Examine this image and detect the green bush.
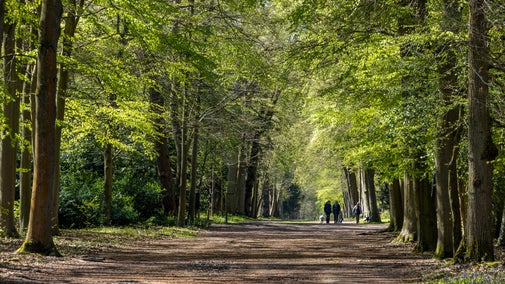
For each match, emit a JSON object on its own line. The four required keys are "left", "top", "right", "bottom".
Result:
{"left": 59, "top": 181, "right": 103, "bottom": 229}
{"left": 111, "top": 193, "right": 139, "bottom": 225}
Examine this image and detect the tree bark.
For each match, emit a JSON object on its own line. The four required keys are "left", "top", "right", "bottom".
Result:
{"left": 169, "top": 83, "right": 190, "bottom": 227}
{"left": 433, "top": 0, "right": 463, "bottom": 259}
{"left": 188, "top": 120, "right": 199, "bottom": 224}
{"left": 236, "top": 139, "right": 247, "bottom": 215}
{"left": 465, "top": 0, "right": 496, "bottom": 262}
{"left": 344, "top": 167, "right": 359, "bottom": 218}
{"left": 20, "top": 64, "right": 36, "bottom": 232}
{"left": 398, "top": 172, "right": 416, "bottom": 243}
{"left": 261, "top": 177, "right": 270, "bottom": 218}
{"left": 365, "top": 168, "right": 381, "bottom": 222}
{"left": 52, "top": 0, "right": 83, "bottom": 234}
{"left": 150, "top": 88, "right": 176, "bottom": 216}
{"left": 497, "top": 199, "right": 505, "bottom": 247}
{"left": 245, "top": 137, "right": 261, "bottom": 217}
{"left": 414, "top": 173, "right": 437, "bottom": 252}
{"left": 18, "top": 0, "right": 62, "bottom": 256}
{"left": 226, "top": 157, "right": 238, "bottom": 215}
{"left": 388, "top": 179, "right": 403, "bottom": 232}
{"left": 449, "top": 159, "right": 462, "bottom": 254}
{"left": 1, "top": 20, "right": 20, "bottom": 238}
{"left": 103, "top": 143, "right": 113, "bottom": 225}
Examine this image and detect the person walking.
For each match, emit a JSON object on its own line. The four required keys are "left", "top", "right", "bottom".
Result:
{"left": 352, "top": 202, "right": 362, "bottom": 224}
{"left": 332, "top": 201, "right": 341, "bottom": 223}
{"left": 324, "top": 201, "right": 332, "bottom": 224}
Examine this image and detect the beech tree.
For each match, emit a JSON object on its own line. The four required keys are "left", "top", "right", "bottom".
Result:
{"left": 0, "top": 3, "right": 20, "bottom": 238}
{"left": 17, "top": 0, "right": 63, "bottom": 255}
{"left": 434, "top": 0, "right": 464, "bottom": 259}
{"left": 463, "top": 0, "right": 497, "bottom": 262}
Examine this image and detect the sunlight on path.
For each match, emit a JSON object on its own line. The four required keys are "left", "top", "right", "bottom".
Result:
{"left": 0, "top": 221, "right": 437, "bottom": 283}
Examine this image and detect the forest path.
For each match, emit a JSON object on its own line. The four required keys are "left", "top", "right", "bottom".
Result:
{"left": 1, "top": 221, "right": 439, "bottom": 283}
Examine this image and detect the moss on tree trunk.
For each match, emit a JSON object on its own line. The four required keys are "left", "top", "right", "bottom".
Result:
{"left": 17, "top": 240, "right": 61, "bottom": 257}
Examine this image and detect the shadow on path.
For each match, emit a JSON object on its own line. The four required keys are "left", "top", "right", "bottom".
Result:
{"left": 0, "top": 221, "right": 437, "bottom": 283}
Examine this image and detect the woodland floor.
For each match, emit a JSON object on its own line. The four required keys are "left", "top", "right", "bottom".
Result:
{"left": 0, "top": 220, "right": 504, "bottom": 283}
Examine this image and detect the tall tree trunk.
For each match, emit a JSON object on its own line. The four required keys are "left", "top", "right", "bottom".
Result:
{"left": 396, "top": 0, "right": 427, "bottom": 245}
{"left": 150, "top": 88, "right": 176, "bottom": 216}
{"left": 365, "top": 168, "right": 381, "bottom": 222}
{"left": 0, "top": 0, "right": 4, "bottom": 48}
{"left": 236, "top": 139, "right": 247, "bottom": 215}
{"left": 434, "top": 0, "right": 463, "bottom": 259}
{"left": 388, "top": 179, "right": 403, "bottom": 232}
{"left": 449, "top": 159, "right": 462, "bottom": 254}
{"left": 359, "top": 168, "right": 370, "bottom": 216}
{"left": 103, "top": 143, "right": 113, "bottom": 225}
{"left": 497, "top": 199, "right": 505, "bottom": 247}
{"left": 177, "top": 121, "right": 189, "bottom": 227}
{"left": 170, "top": 83, "right": 190, "bottom": 227}
{"left": 0, "top": 21, "right": 20, "bottom": 238}
{"left": 464, "top": 0, "right": 496, "bottom": 262}
{"left": 188, "top": 121, "right": 199, "bottom": 224}
{"left": 344, "top": 167, "right": 359, "bottom": 218}
{"left": 414, "top": 173, "right": 437, "bottom": 252}
{"left": 18, "top": 0, "right": 62, "bottom": 256}
{"left": 226, "top": 156, "right": 238, "bottom": 214}
{"left": 245, "top": 137, "right": 261, "bottom": 217}
{"left": 20, "top": 64, "right": 36, "bottom": 232}
{"left": 261, "top": 176, "right": 270, "bottom": 218}
{"left": 52, "top": 0, "right": 83, "bottom": 234}
{"left": 398, "top": 172, "right": 416, "bottom": 242}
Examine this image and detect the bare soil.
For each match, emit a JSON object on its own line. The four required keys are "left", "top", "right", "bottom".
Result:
{"left": 0, "top": 221, "right": 454, "bottom": 283}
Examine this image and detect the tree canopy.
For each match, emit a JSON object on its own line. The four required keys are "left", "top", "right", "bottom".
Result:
{"left": 1, "top": 0, "right": 505, "bottom": 262}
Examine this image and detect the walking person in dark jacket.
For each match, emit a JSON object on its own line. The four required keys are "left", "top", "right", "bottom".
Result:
{"left": 352, "top": 202, "right": 362, "bottom": 224}
{"left": 332, "top": 201, "right": 341, "bottom": 223}
{"left": 324, "top": 201, "right": 332, "bottom": 224}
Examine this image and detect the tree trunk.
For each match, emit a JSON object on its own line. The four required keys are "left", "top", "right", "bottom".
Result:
{"left": 388, "top": 179, "right": 403, "bottom": 232}
{"left": 261, "top": 176, "right": 270, "bottom": 218}
{"left": 245, "top": 137, "right": 261, "bottom": 217}
{"left": 188, "top": 121, "right": 199, "bottom": 224}
{"left": 18, "top": 0, "right": 62, "bottom": 256}
{"left": 20, "top": 64, "right": 36, "bottom": 232}
{"left": 449, "top": 159, "right": 462, "bottom": 254}
{"left": 359, "top": 168, "right": 370, "bottom": 217}
{"left": 177, "top": 133, "right": 188, "bottom": 227}
{"left": 344, "top": 167, "right": 359, "bottom": 218}
{"left": 103, "top": 143, "right": 113, "bottom": 225}
{"left": 52, "top": 0, "right": 83, "bottom": 234}
{"left": 433, "top": 0, "right": 463, "bottom": 259}
{"left": 398, "top": 172, "right": 416, "bottom": 243}
{"left": 176, "top": 96, "right": 189, "bottom": 227}
{"left": 465, "top": 0, "right": 496, "bottom": 262}
{"left": 365, "top": 168, "right": 381, "bottom": 222}
{"left": 497, "top": 199, "right": 505, "bottom": 247}
{"left": 150, "top": 88, "right": 176, "bottom": 216}
{"left": 0, "top": 21, "right": 20, "bottom": 238}
{"left": 236, "top": 140, "right": 247, "bottom": 215}
{"left": 226, "top": 157, "right": 238, "bottom": 214}
{"left": 414, "top": 174, "right": 437, "bottom": 252}
{"left": 0, "top": 0, "right": 4, "bottom": 47}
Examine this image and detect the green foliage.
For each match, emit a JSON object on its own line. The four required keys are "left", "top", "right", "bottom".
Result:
{"left": 58, "top": 134, "right": 160, "bottom": 228}
{"left": 282, "top": 184, "right": 302, "bottom": 219}
{"left": 59, "top": 175, "right": 104, "bottom": 229}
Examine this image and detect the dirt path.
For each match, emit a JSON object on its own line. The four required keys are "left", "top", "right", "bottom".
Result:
{"left": 1, "top": 221, "right": 439, "bottom": 283}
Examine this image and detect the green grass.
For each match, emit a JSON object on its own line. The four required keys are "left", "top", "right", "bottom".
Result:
{"left": 209, "top": 214, "right": 255, "bottom": 224}
{"left": 81, "top": 225, "right": 199, "bottom": 238}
